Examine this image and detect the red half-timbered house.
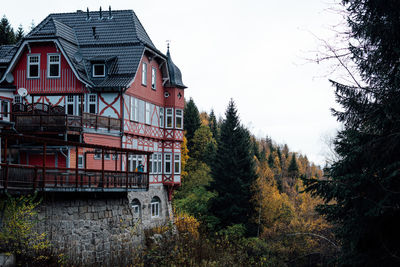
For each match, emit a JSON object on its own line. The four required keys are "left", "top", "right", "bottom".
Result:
{"left": 0, "top": 8, "right": 186, "bottom": 199}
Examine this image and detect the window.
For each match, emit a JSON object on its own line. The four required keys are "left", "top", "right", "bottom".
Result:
{"left": 151, "top": 67, "right": 156, "bottom": 90}
{"left": 164, "top": 153, "right": 172, "bottom": 174}
{"left": 158, "top": 153, "right": 162, "bottom": 174}
{"left": 159, "top": 107, "right": 164, "bottom": 128}
{"left": 92, "top": 64, "right": 105, "bottom": 77}
{"left": 151, "top": 197, "right": 161, "bottom": 218}
{"left": 166, "top": 108, "right": 173, "bottom": 128}
{"left": 66, "top": 95, "right": 74, "bottom": 115}
{"left": 128, "top": 155, "right": 143, "bottom": 172}
{"left": 175, "top": 109, "right": 183, "bottom": 129}
{"left": 14, "top": 95, "right": 22, "bottom": 104}
{"left": 152, "top": 153, "right": 158, "bottom": 174}
{"left": 78, "top": 155, "right": 84, "bottom": 168}
{"left": 145, "top": 102, "right": 151, "bottom": 124}
{"left": 131, "top": 199, "right": 141, "bottom": 219}
{"left": 1, "top": 101, "right": 9, "bottom": 120}
{"left": 27, "top": 55, "right": 40, "bottom": 78}
{"left": 142, "top": 62, "right": 147, "bottom": 86}
{"left": 94, "top": 150, "right": 101, "bottom": 160}
{"left": 138, "top": 99, "right": 145, "bottom": 123}
{"left": 104, "top": 153, "right": 111, "bottom": 160}
{"left": 78, "top": 95, "right": 84, "bottom": 116}
{"left": 88, "top": 94, "right": 97, "bottom": 114}
{"left": 130, "top": 97, "right": 139, "bottom": 121}
{"left": 174, "top": 154, "right": 181, "bottom": 174}
{"left": 47, "top": 54, "right": 60, "bottom": 78}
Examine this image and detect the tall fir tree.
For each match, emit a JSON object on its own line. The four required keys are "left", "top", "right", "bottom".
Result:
{"left": 184, "top": 98, "right": 201, "bottom": 153}
{"left": 305, "top": 0, "right": 400, "bottom": 265}
{"left": 288, "top": 153, "right": 299, "bottom": 178}
{"left": 0, "top": 16, "right": 15, "bottom": 45}
{"left": 209, "top": 100, "right": 257, "bottom": 236}
{"left": 15, "top": 24, "right": 24, "bottom": 42}
{"left": 208, "top": 109, "right": 218, "bottom": 140}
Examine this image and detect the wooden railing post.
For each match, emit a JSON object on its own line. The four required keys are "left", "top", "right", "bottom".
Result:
{"left": 126, "top": 152, "right": 129, "bottom": 189}
{"left": 108, "top": 116, "right": 111, "bottom": 131}
{"left": 75, "top": 146, "right": 79, "bottom": 188}
{"left": 101, "top": 148, "right": 105, "bottom": 188}
{"left": 95, "top": 115, "right": 98, "bottom": 130}
{"left": 33, "top": 167, "right": 38, "bottom": 190}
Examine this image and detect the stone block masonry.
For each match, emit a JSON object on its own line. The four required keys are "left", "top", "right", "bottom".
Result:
{"left": 34, "top": 184, "right": 171, "bottom": 265}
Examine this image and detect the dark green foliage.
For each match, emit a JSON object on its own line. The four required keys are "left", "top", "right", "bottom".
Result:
{"left": 305, "top": 1, "right": 400, "bottom": 265}
{"left": 288, "top": 154, "right": 299, "bottom": 178}
{"left": 209, "top": 109, "right": 219, "bottom": 140}
{"left": 184, "top": 98, "right": 201, "bottom": 153}
{"left": 250, "top": 137, "right": 260, "bottom": 160}
{"left": 0, "top": 16, "right": 15, "bottom": 45}
{"left": 209, "top": 100, "right": 257, "bottom": 236}
{"left": 267, "top": 153, "right": 275, "bottom": 168}
{"left": 15, "top": 24, "right": 24, "bottom": 42}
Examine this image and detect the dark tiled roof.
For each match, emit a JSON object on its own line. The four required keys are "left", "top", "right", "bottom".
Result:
{"left": 2, "top": 9, "right": 186, "bottom": 90}
{"left": 166, "top": 49, "right": 186, "bottom": 89}
{"left": 0, "top": 45, "right": 17, "bottom": 63}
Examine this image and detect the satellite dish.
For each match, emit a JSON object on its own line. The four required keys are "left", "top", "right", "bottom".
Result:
{"left": 74, "top": 52, "right": 83, "bottom": 63}
{"left": 5, "top": 73, "right": 14, "bottom": 83}
{"left": 17, "top": 88, "right": 28, "bottom": 97}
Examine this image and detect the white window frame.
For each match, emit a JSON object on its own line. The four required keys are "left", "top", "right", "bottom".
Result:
{"left": 166, "top": 108, "right": 173, "bottom": 129}
{"left": 145, "top": 102, "right": 151, "bottom": 125}
{"left": 47, "top": 54, "right": 61, "bottom": 78}
{"left": 158, "top": 153, "right": 162, "bottom": 174}
{"left": 130, "top": 97, "right": 139, "bottom": 122}
{"left": 142, "top": 62, "right": 147, "bottom": 86}
{"left": 27, "top": 54, "right": 40, "bottom": 79}
{"left": 138, "top": 99, "right": 145, "bottom": 123}
{"left": 94, "top": 150, "right": 101, "bottom": 160}
{"left": 92, "top": 64, "right": 105, "bottom": 77}
{"left": 14, "top": 95, "right": 22, "bottom": 104}
{"left": 151, "top": 198, "right": 160, "bottom": 218}
{"left": 78, "top": 155, "right": 84, "bottom": 168}
{"left": 164, "top": 153, "right": 172, "bottom": 174}
{"left": 175, "top": 109, "right": 183, "bottom": 129}
{"left": 151, "top": 67, "right": 156, "bottom": 90}
{"left": 1, "top": 100, "right": 10, "bottom": 120}
{"left": 88, "top": 94, "right": 97, "bottom": 114}
{"left": 159, "top": 107, "right": 164, "bottom": 128}
{"left": 174, "top": 154, "right": 181, "bottom": 174}
{"left": 152, "top": 153, "right": 158, "bottom": 174}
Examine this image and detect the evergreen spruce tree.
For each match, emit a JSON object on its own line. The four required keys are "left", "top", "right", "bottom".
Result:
{"left": 208, "top": 109, "right": 218, "bottom": 140}
{"left": 305, "top": 0, "right": 400, "bottom": 265}
{"left": 209, "top": 100, "right": 257, "bottom": 236}
{"left": 0, "top": 16, "right": 16, "bottom": 45}
{"left": 15, "top": 24, "right": 24, "bottom": 42}
{"left": 288, "top": 153, "right": 299, "bottom": 178}
{"left": 184, "top": 98, "right": 201, "bottom": 153}
{"left": 267, "top": 153, "right": 275, "bottom": 168}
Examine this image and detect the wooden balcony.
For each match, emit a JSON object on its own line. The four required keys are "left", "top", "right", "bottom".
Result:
{"left": 0, "top": 133, "right": 151, "bottom": 194}
{"left": 0, "top": 163, "right": 148, "bottom": 193}
{"left": 11, "top": 103, "right": 121, "bottom": 134}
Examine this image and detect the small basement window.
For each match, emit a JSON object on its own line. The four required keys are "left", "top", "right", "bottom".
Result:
{"left": 92, "top": 64, "right": 105, "bottom": 77}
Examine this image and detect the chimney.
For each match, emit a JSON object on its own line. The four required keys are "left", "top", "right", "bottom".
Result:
{"left": 99, "top": 6, "right": 103, "bottom": 20}
{"left": 86, "top": 8, "right": 90, "bottom": 20}
{"left": 108, "top": 6, "right": 113, "bottom": 19}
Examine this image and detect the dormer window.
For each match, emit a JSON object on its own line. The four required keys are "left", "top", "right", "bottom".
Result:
{"left": 93, "top": 64, "right": 105, "bottom": 77}
{"left": 48, "top": 54, "right": 60, "bottom": 78}
{"left": 27, "top": 55, "right": 40, "bottom": 78}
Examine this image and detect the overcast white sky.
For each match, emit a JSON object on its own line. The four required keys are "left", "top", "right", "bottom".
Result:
{"left": 3, "top": 0, "right": 344, "bottom": 166}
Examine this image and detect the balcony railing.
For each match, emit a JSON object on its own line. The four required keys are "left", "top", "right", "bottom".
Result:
{"left": 0, "top": 163, "right": 148, "bottom": 192}
{"left": 10, "top": 103, "right": 121, "bottom": 133}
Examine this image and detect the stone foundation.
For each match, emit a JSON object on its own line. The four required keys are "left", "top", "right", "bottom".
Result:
{"left": 35, "top": 184, "right": 171, "bottom": 265}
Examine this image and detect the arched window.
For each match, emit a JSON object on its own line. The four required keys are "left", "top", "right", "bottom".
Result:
{"left": 131, "top": 199, "right": 141, "bottom": 219}
{"left": 151, "top": 197, "right": 161, "bottom": 218}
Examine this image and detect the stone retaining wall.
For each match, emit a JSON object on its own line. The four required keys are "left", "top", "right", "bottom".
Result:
{"left": 35, "top": 184, "right": 171, "bottom": 265}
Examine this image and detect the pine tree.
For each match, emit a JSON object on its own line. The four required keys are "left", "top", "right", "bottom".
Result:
{"left": 267, "top": 153, "right": 275, "bottom": 168}
{"left": 15, "top": 24, "right": 24, "bottom": 42}
{"left": 0, "top": 16, "right": 16, "bottom": 45}
{"left": 208, "top": 109, "right": 218, "bottom": 140}
{"left": 184, "top": 98, "right": 201, "bottom": 153}
{"left": 288, "top": 153, "right": 299, "bottom": 178}
{"left": 209, "top": 100, "right": 257, "bottom": 236}
{"left": 305, "top": 1, "right": 400, "bottom": 265}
